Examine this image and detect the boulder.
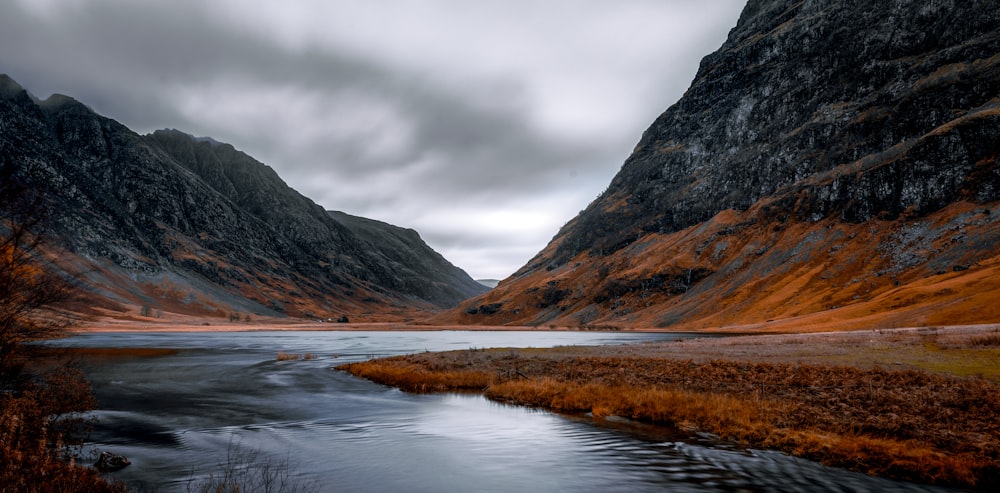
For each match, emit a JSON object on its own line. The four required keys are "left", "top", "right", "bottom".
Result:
{"left": 94, "top": 451, "right": 131, "bottom": 472}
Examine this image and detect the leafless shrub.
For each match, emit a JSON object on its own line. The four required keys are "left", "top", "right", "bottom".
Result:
{"left": 0, "top": 167, "right": 121, "bottom": 491}
{"left": 186, "top": 438, "right": 317, "bottom": 493}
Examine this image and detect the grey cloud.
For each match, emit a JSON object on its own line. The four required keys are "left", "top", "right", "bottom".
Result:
{"left": 3, "top": 0, "right": 598, "bottom": 187}
{"left": 1, "top": 0, "right": 744, "bottom": 278}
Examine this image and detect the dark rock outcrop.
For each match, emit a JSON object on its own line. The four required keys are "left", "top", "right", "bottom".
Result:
{"left": 94, "top": 451, "right": 130, "bottom": 472}
{"left": 548, "top": 0, "right": 1000, "bottom": 268}
{"left": 0, "top": 75, "right": 486, "bottom": 318}
{"left": 438, "top": 0, "right": 1000, "bottom": 330}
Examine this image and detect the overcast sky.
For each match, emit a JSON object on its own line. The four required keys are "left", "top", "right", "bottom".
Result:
{"left": 2, "top": 0, "right": 745, "bottom": 280}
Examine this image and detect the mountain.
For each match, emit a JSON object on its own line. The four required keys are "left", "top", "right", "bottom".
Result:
{"left": 324, "top": 210, "right": 490, "bottom": 307}
{"left": 476, "top": 279, "right": 500, "bottom": 289}
{"left": 0, "top": 75, "right": 487, "bottom": 320}
{"left": 434, "top": 0, "right": 1000, "bottom": 331}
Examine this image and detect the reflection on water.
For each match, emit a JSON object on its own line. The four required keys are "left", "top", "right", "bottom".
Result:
{"left": 48, "top": 331, "right": 954, "bottom": 492}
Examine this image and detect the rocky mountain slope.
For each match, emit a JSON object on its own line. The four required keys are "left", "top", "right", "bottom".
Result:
{"left": 435, "top": 0, "right": 1000, "bottom": 331}
{"left": 0, "top": 75, "right": 486, "bottom": 320}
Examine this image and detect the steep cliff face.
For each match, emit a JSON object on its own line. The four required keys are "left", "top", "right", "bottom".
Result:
{"left": 437, "top": 0, "right": 1000, "bottom": 330}
{"left": 0, "top": 76, "right": 486, "bottom": 320}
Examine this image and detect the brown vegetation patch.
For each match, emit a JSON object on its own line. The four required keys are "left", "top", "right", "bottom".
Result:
{"left": 341, "top": 359, "right": 491, "bottom": 393}
{"left": 46, "top": 347, "right": 180, "bottom": 359}
{"left": 1, "top": 369, "right": 126, "bottom": 492}
{"left": 970, "top": 331, "right": 1000, "bottom": 347}
{"left": 276, "top": 352, "right": 317, "bottom": 361}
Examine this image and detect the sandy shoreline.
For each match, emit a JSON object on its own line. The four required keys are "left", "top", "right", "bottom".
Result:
{"left": 70, "top": 317, "right": 1000, "bottom": 337}
{"left": 68, "top": 320, "right": 579, "bottom": 333}
{"left": 66, "top": 314, "right": 738, "bottom": 334}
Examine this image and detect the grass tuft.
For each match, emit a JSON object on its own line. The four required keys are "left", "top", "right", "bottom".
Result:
{"left": 337, "top": 359, "right": 492, "bottom": 393}
{"left": 276, "top": 352, "right": 316, "bottom": 361}
{"left": 970, "top": 332, "right": 1000, "bottom": 347}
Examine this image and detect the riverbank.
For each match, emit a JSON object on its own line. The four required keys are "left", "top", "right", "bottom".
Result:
{"left": 337, "top": 325, "right": 1000, "bottom": 489}
{"left": 66, "top": 316, "right": 559, "bottom": 333}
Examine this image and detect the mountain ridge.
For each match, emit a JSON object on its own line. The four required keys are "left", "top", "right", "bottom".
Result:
{"left": 1, "top": 75, "right": 487, "bottom": 321}
{"left": 432, "top": 0, "right": 1000, "bottom": 331}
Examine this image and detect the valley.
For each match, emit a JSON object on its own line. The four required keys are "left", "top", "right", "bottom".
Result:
{"left": 3, "top": 0, "right": 1000, "bottom": 491}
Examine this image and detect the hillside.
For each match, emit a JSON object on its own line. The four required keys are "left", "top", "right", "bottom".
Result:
{"left": 0, "top": 76, "right": 486, "bottom": 321}
{"left": 326, "top": 210, "right": 489, "bottom": 308}
{"left": 432, "top": 0, "right": 1000, "bottom": 331}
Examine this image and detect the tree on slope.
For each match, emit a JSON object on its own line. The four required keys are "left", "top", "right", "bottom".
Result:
{"left": 0, "top": 163, "right": 123, "bottom": 492}
{"left": 0, "top": 165, "right": 70, "bottom": 382}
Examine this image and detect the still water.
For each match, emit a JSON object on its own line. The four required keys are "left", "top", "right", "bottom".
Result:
{"left": 49, "top": 331, "right": 952, "bottom": 492}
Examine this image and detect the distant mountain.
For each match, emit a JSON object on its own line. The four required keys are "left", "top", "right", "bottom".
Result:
{"left": 325, "top": 210, "right": 490, "bottom": 307}
{"left": 0, "top": 75, "right": 487, "bottom": 320}
{"left": 433, "top": 0, "right": 1000, "bottom": 331}
{"left": 476, "top": 279, "right": 500, "bottom": 289}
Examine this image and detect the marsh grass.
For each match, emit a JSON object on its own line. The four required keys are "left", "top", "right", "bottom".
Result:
{"left": 276, "top": 352, "right": 316, "bottom": 361}
{"left": 970, "top": 331, "right": 1000, "bottom": 347}
{"left": 925, "top": 328, "right": 1000, "bottom": 349}
{"left": 340, "top": 360, "right": 491, "bottom": 392}
{"left": 338, "top": 352, "right": 1000, "bottom": 489}
{"left": 484, "top": 378, "right": 780, "bottom": 441}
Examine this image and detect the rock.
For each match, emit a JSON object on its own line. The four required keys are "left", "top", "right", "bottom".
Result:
{"left": 94, "top": 451, "right": 130, "bottom": 472}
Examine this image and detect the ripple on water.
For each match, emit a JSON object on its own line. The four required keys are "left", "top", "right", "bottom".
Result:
{"left": 62, "top": 331, "right": 966, "bottom": 493}
{"left": 89, "top": 410, "right": 183, "bottom": 447}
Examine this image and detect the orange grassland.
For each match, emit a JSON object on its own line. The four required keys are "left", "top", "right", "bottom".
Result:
{"left": 429, "top": 201, "right": 1000, "bottom": 333}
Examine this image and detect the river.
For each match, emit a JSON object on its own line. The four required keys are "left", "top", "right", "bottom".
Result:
{"left": 47, "top": 330, "right": 953, "bottom": 492}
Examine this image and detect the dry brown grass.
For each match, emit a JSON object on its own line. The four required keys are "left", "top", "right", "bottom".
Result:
{"left": 970, "top": 331, "right": 1000, "bottom": 347}
{"left": 276, "top": 352, "right": 317, "bottom": 361}
{"left": 485, "top": 378, "right": 780, "bottom": 442}
{"left": 339, "top": 360, "right": 491, "bottom": 393}
{"left": 0, "top": 369, "right": 127, "bottom": 492}
{"left": 338, "top": 351, "right": 1000, "bottom": 489}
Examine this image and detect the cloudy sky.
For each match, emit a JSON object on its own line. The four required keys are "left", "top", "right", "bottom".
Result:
{"left": 2, "top": 0, "right": 745, "bottom": 280}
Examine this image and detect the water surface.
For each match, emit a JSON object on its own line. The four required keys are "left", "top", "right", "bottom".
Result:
{"left": 49, "top": 331, "right": 952, "bottom": 492}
